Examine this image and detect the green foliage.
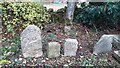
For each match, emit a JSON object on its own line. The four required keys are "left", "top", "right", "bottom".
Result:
{"left": 36, "top": 59, "right": 41, "bottom": 64}
{"left": 0, "top": 36, "right": 20, "bottom": 56}
{"left": 14, "top": 58, "right": 23, "bottom": 64}
{"left": 7, "top": 24, "right": 13, "bottom": 32}
{"left": 26, "top": 57, "right": 32, "bottom": 61}
{"left": 74, "top": 2, "right": 120, "bottom": 31}
{"left": 48, "top": 7, "right": 69, "bottom": 24}
{"left": 1, "top": 2, "right": 50, "bottom": 39}
{"left": 48, "top": 33, "right": 57, "bottom": 39}
{"left": 67, "top": 30, "right": 76, "bottom": 36}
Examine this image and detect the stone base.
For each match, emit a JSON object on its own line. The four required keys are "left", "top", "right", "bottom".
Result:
{"left": 113, "top": 50, "right": 120, "bottom": 63}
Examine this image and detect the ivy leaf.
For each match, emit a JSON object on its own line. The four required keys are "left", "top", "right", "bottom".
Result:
{"left": 26, "top": 57, "right": 32, "bottom": 61}
{"left": 48, "top": 33, "right": 57, "bottom": 39}
{"left": 9, "top": 46, "right": 17, "bottom": 52}
{"left": 68, "top": 30, "right": 76, "bottom": 36}
{"left": 36, "top": 59, "right": 41, "bottom": 64}
{"left": 91, "top": 55, "right": 97, "bottom": 60}
{"left": 7, "top": 24, "right": 13, "bottom": 32}
{"left": 0, "top": 56, "right": 6, "bottom": 60}
{"left": 10, "top": 57, "right": 15, "bottom": 62}
{"left": 15, "top": 59, "right": 22, "bottom": 64}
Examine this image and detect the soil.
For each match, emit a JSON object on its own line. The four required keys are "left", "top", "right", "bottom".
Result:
{"left": 1, "top": 22, "right": 120, "bottom": 67}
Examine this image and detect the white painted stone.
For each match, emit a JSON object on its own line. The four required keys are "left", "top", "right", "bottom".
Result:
{"left": 21, "top": 25, "right": 43, "bottom": 58}
{"left": 64, "top": 38, "right": 78, "bottom": 56}
{"left": 64, "top": 26, "right": 71, "bottom": 33}
{"left": 48, "top": 42, "right": 60, "bottom": 58}
{"left": 93, "top": 35, "right": 114, "bottom": 55}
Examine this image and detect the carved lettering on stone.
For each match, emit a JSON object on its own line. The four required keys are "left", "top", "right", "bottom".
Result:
{"left": 21, "top": 25, "right": 43, "bottom": 58}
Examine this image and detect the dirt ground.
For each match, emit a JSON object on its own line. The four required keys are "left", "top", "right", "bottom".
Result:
{"left": 1, "top": 22, "right": 120, "bottom": 67}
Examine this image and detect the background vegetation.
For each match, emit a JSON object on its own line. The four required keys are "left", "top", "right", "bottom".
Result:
{"left": 1, "top": 2, "right": 120, "bottom": 56}
{"left": 1, "top": 2, "right": 50, "bottom": 40}
{"left": 0, "top": 2, "right": 119, "bottom": 66}
{"left": 0, "top": 2, "right": 67, "bottom": 57}
{"left": 74, "top": 2, "right": 120, "bottom": 31}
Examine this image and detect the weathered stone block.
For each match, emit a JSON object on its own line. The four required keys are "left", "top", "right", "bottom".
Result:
{"left": 64, "top": 38, "right": 78, "bottom": 56}
{"left": 93, "top": 35, "right": 114, "bottom": 55}
{"left": 64, "top": 26, "right": 71, "bottom": 33}
{"left": 48, "top": 42, "right": 60, "bottom": 58}
{"left": 21, "top": 25, "right": 43, "bottom": 58}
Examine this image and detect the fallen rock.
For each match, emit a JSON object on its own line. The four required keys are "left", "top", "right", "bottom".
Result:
{"left": 93, "top": 35, "right": 114, "bottom": 55}
{"left": 21, "top": 25, "right": 43, "bottom": 58}
{"left": 64, "top": 26, "right": 71, "bottom": 33}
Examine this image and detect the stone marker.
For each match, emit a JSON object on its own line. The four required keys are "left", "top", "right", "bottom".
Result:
{"left": 21, "top": 25, "right": 43, "bottom": 58}
{"left": 48, "top": 42, "right": 60, "bottom": 58}
{"left": 64, "top": 26, "right": 71, "bottom": 33}
{"left": 93, "top": 35, "right": 114, "bottom": 55}
{"left": 64, "top": 38, "right": 78, "bottom": 56}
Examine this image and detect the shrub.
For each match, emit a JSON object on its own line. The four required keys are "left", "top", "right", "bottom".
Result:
{"left": 0, "top": 36, "right": 20, "bottom": 56}
{"left": 48, "top": 7, "right": 68, "bottom": 24}
{"left": 74, "top": 2, "right": 120, "bottom": 31}
{"left": 1, "top": 2, "right": 50, "bottom": 40}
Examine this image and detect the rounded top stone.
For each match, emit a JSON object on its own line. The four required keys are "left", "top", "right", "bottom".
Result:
{"left": 48, "top": 42, "right": 60, "bottom": 46}
{"left": 26, "top": 25, "right": 39, "bottom": 28}
{"left": 65, "top": 38, "right": 78, "bottom": 44}
{"left": 25, "top": 25, "right": 40, "bottom": 31}
{"left": 21, "top": 25, "right": 41, "bottom": 36}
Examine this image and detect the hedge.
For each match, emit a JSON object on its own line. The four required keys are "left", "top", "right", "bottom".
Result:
{"left": 74, "top": 2, "right": 120, "bottom": 31}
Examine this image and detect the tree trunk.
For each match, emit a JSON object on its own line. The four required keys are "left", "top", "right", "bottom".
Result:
{"left": 66, "top": 0, "right": 76, "bottom": 23}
